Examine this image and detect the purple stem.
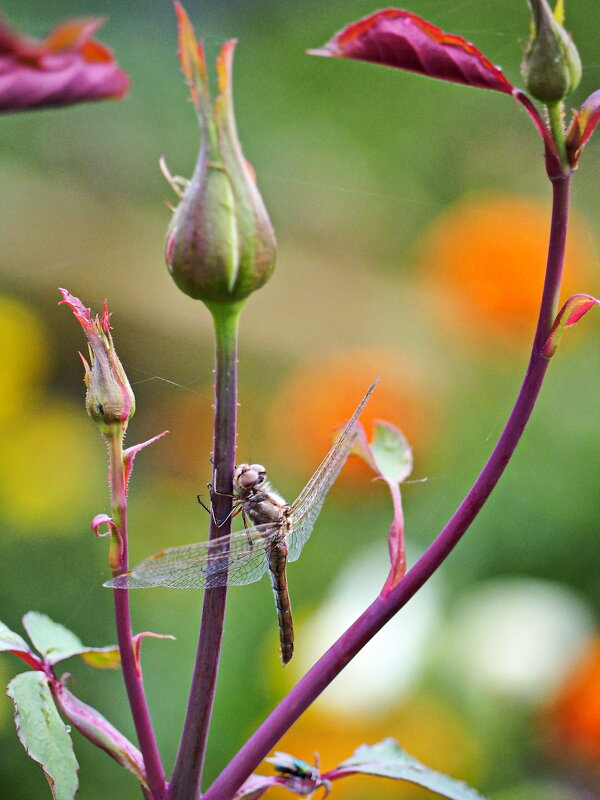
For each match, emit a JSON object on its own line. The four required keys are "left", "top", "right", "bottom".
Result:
{"left": 109, "top": 433, "right": 167, "bottom": 800}
{"left": 168, "top": 305, "right": 241, "bottom": 800}
{"left": 202, "top": 174, "right": 571, "bottom": 800}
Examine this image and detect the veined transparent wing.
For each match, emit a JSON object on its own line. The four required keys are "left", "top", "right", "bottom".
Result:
{"left": 104, "top": 522, "right": 283, "bottom": 590}
{"left": 105, "top": 380, "right": 377, "bottom": 589}
{"left": 287, "top": 380, "right": 377, "bottom": 562}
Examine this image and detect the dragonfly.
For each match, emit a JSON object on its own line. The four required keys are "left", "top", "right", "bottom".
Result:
{"left": 106, "top": 381, "right": 376, "bottom": 664}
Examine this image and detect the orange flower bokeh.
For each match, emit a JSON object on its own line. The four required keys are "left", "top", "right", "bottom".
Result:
{"left": 142, "top": 350, "right": 437, "bottom": 496}
{"left": 144, "top": 386, "right": 261, "bottom": 491}
{"left": 418, "top": 194, "right": 596, "bottom": 346}
{"left": 547, "top": 635, "right": 600, "bottom": 767}
{"left": 265, "top": 349, "right": 437, "bottom": 484}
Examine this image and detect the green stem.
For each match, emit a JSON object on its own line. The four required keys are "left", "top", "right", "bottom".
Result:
{"left": 546, "top": 100, "right": 568, "bottom": 167}
{"left": 167, "top": 301, "right": 243, "bottom": 800}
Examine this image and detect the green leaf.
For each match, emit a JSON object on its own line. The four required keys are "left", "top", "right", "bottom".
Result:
{"left": 353, "top": 421, "right": 413, "bottom": 484}
{"left": 0, "top": 619, "right": 32, "bottom": 655}
{"left": 369, "top": 421, "right": 413, "bottom": 483}
{"left": 22, "top": 612, "right": 119, "bottom": 667}
{"left": 7, "top": 671, "right": 79, "bottom": 800}
{"left": 23, "top": 613, "right": 85, "bottom": 665}
{"left": 333, "top": 739, "right": 486, "bottom": 800}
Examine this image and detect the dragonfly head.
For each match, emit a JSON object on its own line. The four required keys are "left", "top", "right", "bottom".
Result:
{"left": 233, "top": 463, "right": 267, "bottom": 493}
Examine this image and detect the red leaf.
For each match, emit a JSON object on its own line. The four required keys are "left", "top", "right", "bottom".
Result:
{"left": 52, "top": 682, "right": 148, "bottom": 788}
{"left": 0, "top": 15, "right": 128, "bottom": 113}
{"left": 310, "top": 9, "right": 514, "bottom": 94}
{"left": 0, "top": 620, "right": 44, "bottom": 670}
{"left": 233, "top": 775, "right": 273, "bottom": 799}
{"left": 123, "top": 430, "right": 169, "bottom": 490}
{"left": 567, "top": 90, "right": 600, "bottom": 167}
{"left": 91, "top": 514, "right": 123, "bottom": 572}
{"left": 543, "top": 293, "right": 600, "bottom": 357}
{"left": 132, "top": 631, "right": 175, "bottom": 676}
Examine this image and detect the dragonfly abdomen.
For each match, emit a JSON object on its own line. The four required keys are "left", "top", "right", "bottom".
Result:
{"left": 267, "top": 538, "right": 294, "bottom": 665}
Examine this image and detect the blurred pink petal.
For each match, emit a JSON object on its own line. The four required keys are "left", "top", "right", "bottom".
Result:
{"left": 0, "top": 16, "right": 128, "bottom": 113}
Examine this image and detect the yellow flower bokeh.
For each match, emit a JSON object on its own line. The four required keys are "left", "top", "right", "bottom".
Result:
{"left": 0, "top": 293, "right": 104, "bottom": 535}
{"left": 0, "top": 294, "right": 48, "bottom": 423}
{"left": 268, "top": 695, "right": 482, "bottom": 800}
{"left": 0, "top": 403, "right": 102, "bottom": 533}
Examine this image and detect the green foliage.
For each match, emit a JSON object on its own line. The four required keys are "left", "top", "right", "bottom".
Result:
{"left": 0, "top": 619, "right": 30, "bottom": 655}
{"left": 6, "top": 671, "right": 79, "bottom": 800}
{"left": 367, "top": 421, "right": 413, "bottom": 484}
{"left": 22, "top": 612, "right": 119, "bottom": 668}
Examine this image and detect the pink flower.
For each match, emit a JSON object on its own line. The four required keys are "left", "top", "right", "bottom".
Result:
{"left": 0, "top": 16, "right": 128, "bottom": 113}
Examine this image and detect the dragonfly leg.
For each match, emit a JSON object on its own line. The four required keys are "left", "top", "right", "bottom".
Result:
{"left": 210, "top": 496, "right": 238, "bottom": 526}
{"left": 210, "top": 464, "right": 245, "bottom": 499}
{"left": 209, "top": 483, "right": 236, "bottom": 500}
{"left": 198, "top": 488, "right": 240, "bottom": 528}
{"left": 208, "top": 467, "right": 237, "bottom": 501}
{"left": 197, "top": 492, "right": 226, "bottom": 525}
{"left": 196, "top": 493, "right": 211, "bottom": 514}
{"left": 212, "top": 503, "right": 241, "bottom": 527}
{"left": 241, "top": 509, "right": 254, "bottom": 549}
{"left": 207, "top": 465, "right": 240, "bottom": 526}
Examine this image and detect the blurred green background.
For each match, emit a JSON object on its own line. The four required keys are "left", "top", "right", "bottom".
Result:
{"left": 1, "top": 1, "right": 600, "bottom": 799}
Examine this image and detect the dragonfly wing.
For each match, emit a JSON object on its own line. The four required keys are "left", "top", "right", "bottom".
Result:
{"left": 105, "top": 525, "right": 280, "bottom": 590}
{"left": 287, "top": 380, "right": 376, "bottom": 562}
{"left": 286, "top": 499, "right": 326, "bottom": 563}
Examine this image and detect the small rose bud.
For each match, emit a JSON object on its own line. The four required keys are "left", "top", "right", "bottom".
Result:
{"left": 521, "top": 0, "right": 581, "bottom": 103}
{"left": 164, "top": 4, "right": 276, "bottom": 305}
{"left": 59, "top": 289, "right": 135, "bottom": 435}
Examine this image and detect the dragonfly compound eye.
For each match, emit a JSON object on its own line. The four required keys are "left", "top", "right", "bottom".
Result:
{"left": 250, "top": 464, "right": 267, "bottom": 484}
{"left": 235, "top": 465, "right": 265, "bottom": 490}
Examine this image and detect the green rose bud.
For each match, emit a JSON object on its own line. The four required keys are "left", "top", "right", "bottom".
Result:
{"left": 521, "top": 0, "right": 581, "bottom": 103}
{"left": 165, "top": 4, "right": 276, "bottom": 305}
